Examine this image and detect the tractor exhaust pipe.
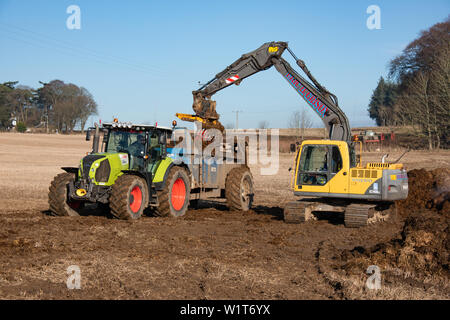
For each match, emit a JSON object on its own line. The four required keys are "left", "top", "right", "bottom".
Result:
{"left": 92, "top": 123, "right": 100, "bottom": 154}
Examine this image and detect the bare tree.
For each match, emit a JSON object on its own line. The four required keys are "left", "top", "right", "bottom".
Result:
{"left": 397, "top": 72, "right": 433, "bottom": 149}
{"left": 258, "top": 120, "right": 269, "bottom": 129}
{"left": 39, "top": 80, "right": 97, "bottom": 133}
{"left": 393, "top": 51, "right": 449, "bottom": 150}
{"left": 300, "top": 108, "right": 313, "bottom": 139}
{"left": 8, "top": 85, "right": 34, "bottom": 123}
{"left": 288, "top": 110, "right": 301, "bottom": 129}
{"left": 288, "top": 108, "right": 312, "bottom": 139}
{"left": 429, "top": 49, "right": 450, "bottom": 148}
{"left": 40, "top": 80, "right": 66, "bottom": 132}
{"left": 77, "top": 87, "right": 98, "bottom": 133}
{"left": 388, "top": 17, "right": 450, "bottom": 148}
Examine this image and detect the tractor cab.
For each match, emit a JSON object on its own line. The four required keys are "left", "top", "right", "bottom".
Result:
{"left": 98, "top": 122, "right": 170, "bottom": 171}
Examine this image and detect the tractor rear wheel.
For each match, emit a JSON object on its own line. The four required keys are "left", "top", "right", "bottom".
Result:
{"left": 109, "top": 175, "right": 148, "bottom": 220}
{"left": 225, "top": 166, "right": 254, "bottom": 211}
{"left": 48, "top": 172, "right": 84, "bottom": 216}
{"left": 154, "top": 166, "right": 191, "bottom": 217}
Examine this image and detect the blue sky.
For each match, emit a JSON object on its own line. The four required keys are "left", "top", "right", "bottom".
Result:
{"left": 0, "top": 0, "right": 448, "bottom": 129}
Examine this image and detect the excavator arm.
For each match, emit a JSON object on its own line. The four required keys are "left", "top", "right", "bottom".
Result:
{"left": 189, "top": 41, "right": 351, "bottom": 142}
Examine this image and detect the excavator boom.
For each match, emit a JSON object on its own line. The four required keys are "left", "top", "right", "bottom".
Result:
{"left": 191, "top": 41, "right": 351, "bottom": 142}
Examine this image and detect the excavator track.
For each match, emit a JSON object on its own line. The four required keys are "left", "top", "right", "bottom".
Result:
{"left": 284, "top": 200, "right": 315, "bottom": 224}
{"left": 344, "top": 203, "right": 375, "bottom": 228}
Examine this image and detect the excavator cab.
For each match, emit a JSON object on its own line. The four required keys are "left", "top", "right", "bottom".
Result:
{"left": 294, "top": 140, "right": 352, "bottom": 196}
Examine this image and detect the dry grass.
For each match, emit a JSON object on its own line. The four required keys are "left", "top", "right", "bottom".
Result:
{"left": 0, "top": 133, "right": 91, "bottom": 211}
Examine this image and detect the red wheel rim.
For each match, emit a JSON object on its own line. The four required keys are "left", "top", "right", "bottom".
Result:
{"left": 171, "top": 178, "right": 186, "bottom": 211}
{"left": 129, "top": 185, "right": 143, "bottom": 213}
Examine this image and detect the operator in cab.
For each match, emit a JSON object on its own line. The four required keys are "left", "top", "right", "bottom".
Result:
{"left": 129, "top": 134, "right": 146, "bottom": 157}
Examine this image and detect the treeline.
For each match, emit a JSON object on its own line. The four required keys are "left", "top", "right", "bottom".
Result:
{"left": 0, "top": 80, "right": 98, "bottom": 133}
{"left": 368, "top": 18, "right": 449, "bottom": 149}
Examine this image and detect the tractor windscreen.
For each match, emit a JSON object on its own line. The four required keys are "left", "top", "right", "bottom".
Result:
{"left": 106, "top": 130, "right": 146, "bottom": 157}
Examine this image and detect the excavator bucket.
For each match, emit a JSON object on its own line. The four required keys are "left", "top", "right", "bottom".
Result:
{"left": 189, "top": 93, "right": 224, "bottom": 131}
{"left": 192, "top": 94, "right": 219, "bottom": 120}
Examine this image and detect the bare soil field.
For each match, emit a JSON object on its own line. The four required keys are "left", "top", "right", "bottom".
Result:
{"left": 0, "top": 133, "right": 449, "bottom": 299}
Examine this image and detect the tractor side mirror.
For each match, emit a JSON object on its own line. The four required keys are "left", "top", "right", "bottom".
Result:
{"left": 158, "top": 133, "right": 167, "bottom": 158}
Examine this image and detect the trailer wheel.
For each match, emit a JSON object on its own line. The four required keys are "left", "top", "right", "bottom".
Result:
{"left": 109, "top": 175, "right": 148, "bottom": 220}
{"left": 154, "top": 166, "right": 191, "bottom": 217}
{"left": 48, "top": 173, "right": 84, "bottom": 216}
{"left": 225, "top": 167, "right": 254, "bottom": 211}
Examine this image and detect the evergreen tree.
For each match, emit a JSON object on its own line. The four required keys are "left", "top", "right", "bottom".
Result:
{"left": 368, "top": 77, "right": 386, "bottom": 126}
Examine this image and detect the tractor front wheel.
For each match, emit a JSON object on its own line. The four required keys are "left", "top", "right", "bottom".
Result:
{"left": 48, "top": 172, "right": 84, "bottom": 216}
{"left": 109, "top": 175, "right": 148, "bottom": 220}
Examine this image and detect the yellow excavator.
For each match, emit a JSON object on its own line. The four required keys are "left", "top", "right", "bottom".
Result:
{"left": 179, "top": 41, "right": 408, "bottom": 227}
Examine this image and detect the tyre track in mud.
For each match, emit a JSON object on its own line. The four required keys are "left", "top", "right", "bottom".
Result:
{"left": 0, "top": 203, "right": 411, "bottom": 299}
{"left": 315, "top": 240, "right": 346, "bottom": 299}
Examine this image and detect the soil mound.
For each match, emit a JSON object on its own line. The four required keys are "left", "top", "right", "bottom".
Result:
{"left": 339, "top": 168, "right": 450, "bottom": 277}
{"left": 397, "top": 168, "right": 450, "bottom": 217}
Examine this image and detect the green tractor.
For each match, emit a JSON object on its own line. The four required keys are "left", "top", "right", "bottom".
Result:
{"left": 48, "top": 120, "right": 254, "bottom": 219}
